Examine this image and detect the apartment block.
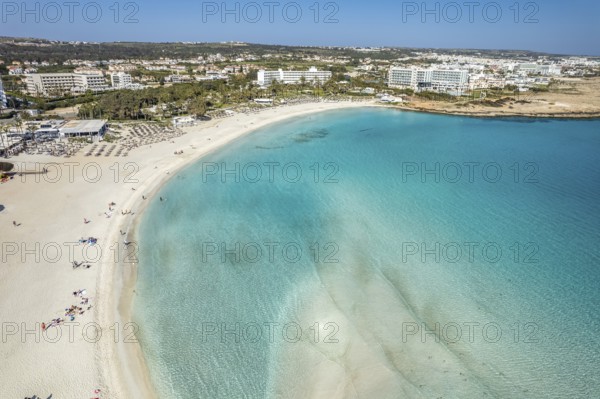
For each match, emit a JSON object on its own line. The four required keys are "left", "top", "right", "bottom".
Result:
{"left": 25, "top": 73, "right": 109, "bottom": 96}
{"left": 111, "top": 72, "right": 133, "bottom": 89}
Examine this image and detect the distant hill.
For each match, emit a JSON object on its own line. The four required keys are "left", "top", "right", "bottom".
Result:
{"left": 0, "top": 36, "right": 582, "bottom": 64}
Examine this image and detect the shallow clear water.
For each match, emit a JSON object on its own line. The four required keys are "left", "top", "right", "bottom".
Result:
{"left": 134, "top": 108, "right": 600, "bottom": 398}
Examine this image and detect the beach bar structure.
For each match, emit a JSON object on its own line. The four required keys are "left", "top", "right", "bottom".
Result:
{"left": 0, "top": 133, "right": 24, "bottom": 157}
{"left": 253, "top": 98, "right": 273, "bottom": 105}
{"left": 59, "top": 120, "right": 108, "bottom": 138}
{"left": 172, "top": 116, "right": 195, "bottom": 127}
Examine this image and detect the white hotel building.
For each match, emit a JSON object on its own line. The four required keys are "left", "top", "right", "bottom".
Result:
{"left": 0, "top": 78, "right": 7, "bottom": 108}
{"left": 25, "top": 73, "right": 109, "bottom": 96}
{"left": 388, "top": 67, "right": 470, "bottom": 95}
{"left": 111, "top": 72, "right": 133, "bottom": 89}
{"left": 515, "top": 63, "right": 562, "bottom": 76}
{"left": 257, "top": 67, "right": 332, "bottom": 86}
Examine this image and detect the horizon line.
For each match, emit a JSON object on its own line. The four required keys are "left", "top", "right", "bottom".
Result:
{"left": 1, "top": 35, "right": 598, "bottom": 58}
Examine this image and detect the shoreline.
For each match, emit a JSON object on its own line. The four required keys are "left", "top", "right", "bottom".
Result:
{"left": 95, "top": 100, "right": 379, "bottom": 398}
{"left": 0, "top": 100, "right": 375, "bottom": 399}
{"left": 386, "top": 104, "right": 600, "bottom": 120}
{"left": 381, "top": 104, "right": 600, "bottom": 120}
{"left": 389, "top": 77, "right": 600, "bottom": 120}
{"left": 3, "top": 98, "right": 594, "bottom": 398}
{"left": 109, "top": 101, "right": 583, "bottom": 399}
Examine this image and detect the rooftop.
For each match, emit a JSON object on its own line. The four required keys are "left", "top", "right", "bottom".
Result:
{"left": 60, "top": 119, "right": 107, "bottom": 134}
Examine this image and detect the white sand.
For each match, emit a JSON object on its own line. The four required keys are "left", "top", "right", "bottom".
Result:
{"left": 0, "top": 100, "right": 376, "bottom": 399}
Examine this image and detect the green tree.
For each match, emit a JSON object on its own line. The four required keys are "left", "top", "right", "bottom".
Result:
{"left": 189, "top": 96, "right": 207, "bottom": 117}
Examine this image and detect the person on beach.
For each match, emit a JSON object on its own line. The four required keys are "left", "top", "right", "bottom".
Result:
{"left": 84, "top": 218, "right": 90, "bottom": 224}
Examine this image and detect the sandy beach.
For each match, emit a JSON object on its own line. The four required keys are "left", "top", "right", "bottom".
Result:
{"left": 0, "top": 100, "right": 375, "bottom": 399}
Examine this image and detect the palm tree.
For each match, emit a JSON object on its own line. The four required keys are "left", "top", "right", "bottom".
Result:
{"left": 14, "top": 116, "right": 24, "bottom": 134}
{"left": 0, "top": 124, "right": 9, "bottom": 158}
{"left": 269, "top": 79, "right": 283, "bottom": 98}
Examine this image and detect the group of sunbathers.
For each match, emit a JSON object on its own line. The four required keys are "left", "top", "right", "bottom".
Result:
{"left": 72, "top": 261, "right": 92, "bottom": 270}
{"left": 79, "top": 237, "right": 98, "bottom": 245}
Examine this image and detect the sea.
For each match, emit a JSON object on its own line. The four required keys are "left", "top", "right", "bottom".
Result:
{"left": 133, "top": 107, "right": 600, "bottom": 398}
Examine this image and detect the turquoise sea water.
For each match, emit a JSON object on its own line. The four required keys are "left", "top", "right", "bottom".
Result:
{"left": 133, "top": 108, "right": 600, "bottom": 398}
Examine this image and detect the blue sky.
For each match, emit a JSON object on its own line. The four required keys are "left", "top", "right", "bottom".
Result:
{"left": 1, "top": 0, "right": 599, "bottom": 55}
